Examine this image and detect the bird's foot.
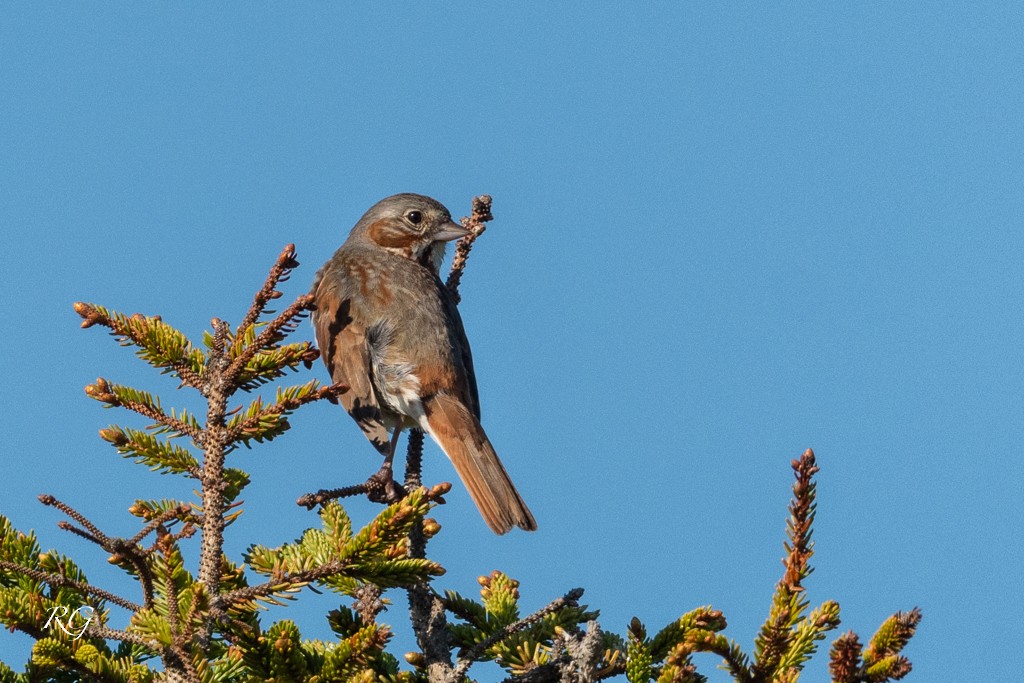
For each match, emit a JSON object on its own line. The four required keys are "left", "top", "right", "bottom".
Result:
{"left": 364, "top": 465, "right": 405, "bottom": 504}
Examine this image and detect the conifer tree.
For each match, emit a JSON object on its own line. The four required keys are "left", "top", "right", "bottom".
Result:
{"left": 0, "top": 197, "right": 920, "bottom": 683}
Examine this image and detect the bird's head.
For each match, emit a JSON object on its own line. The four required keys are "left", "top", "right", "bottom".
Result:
{"left": 351, "top": 193, "right": 469, "bottom": 271}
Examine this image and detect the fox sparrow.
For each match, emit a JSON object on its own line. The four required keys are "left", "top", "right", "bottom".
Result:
{"left": 310, "top": 193, "right": 537, "bottom": 534}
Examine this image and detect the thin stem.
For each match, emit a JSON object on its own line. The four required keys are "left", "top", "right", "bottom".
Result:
{"left": 445, "top": 195, "right": 494, "bottom": 303}
{"left": 129, "top": 505, "right": 192, "bottom": 547}
{"left": 0, "top": 560, "right": 141, "bottom": 612}
{"left": 234, "top": 243, "right": 301, "bottom": 340}
{"left": 86, "top": 624, "right": 159, "bottom": 649}
{"left": 296, "top": 483, "right": 371, "bottom": 509}
{"left": 40, "top": 495, "right": 109, "bottom": 544}
{"left": 220, "top": 560, "right": 350, "bottom": 606}
{"left": 117, "top": 397, "right": 206, "bottom": 444}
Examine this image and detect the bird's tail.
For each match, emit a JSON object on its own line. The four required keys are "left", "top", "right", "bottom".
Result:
{"left": 421, "top": 394, "right": 537, "bottom": 534}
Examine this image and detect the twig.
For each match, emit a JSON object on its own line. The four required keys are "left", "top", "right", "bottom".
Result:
{"left": 453, "top": 587, "right": 585, "bottom": 679}
{"left": 445, "top": 195, "right": 494, "bottom": 303}
{"left": 234, "top": 243, "right": 301, "bottom": 340}
{"left": 85, "top": 381, "right": 206, "bottom": 443}
{"left": 225, "top": 294, "right": 317, "bottom": 385}
{"left": 86, "top": 624, "right": 160, "bottom": 648}
{"left": 128, "top": 504, "right": 192, "bottom": 547}
{"left": 43, "top": 495, "right": 161, "bottom": 608}
{"left": 226, "top": 382, "right": 348, "bottom": 442}
{"left": 73, "top": 303, "right": 204, "bottom": 389}
{"left": 40, "top": 495, "right": 109, "bottom": 544}
{"left": 783, "top": 448, "right": 819, "bottom": 591}
{"left": 220, "top": 560, "right": 350, "bottom": 606}
{"left": 297, "top": 483, "right": 372, "bottom": 509}
{"left": 0, "top": 560, "right": 141, "bottom": 612}
{"left": 56, "top": 521, "right": 104, "bottom": 546}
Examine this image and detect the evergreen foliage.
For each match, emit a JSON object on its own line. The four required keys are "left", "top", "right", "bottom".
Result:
{"left": 0, "top": 198, "right": 919, "bottom": 682}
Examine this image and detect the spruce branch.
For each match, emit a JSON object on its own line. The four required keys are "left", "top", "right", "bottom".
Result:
{"left": 99, "top": 426, "right": 201, "bottom": 478}
{"left": 159, "top": 544, "right": 184, "bottom": 647}
{"left": 404, "top": 426, "right": 425, "bottom": 493}
{"left": 73, "top": 303, "right": 205, "bottom": 388}
{"left": 40, "top": 494, "right": 163, "bottom": 609}
{"left": 0, "top": 559, "right": 141, "bottom": 612}
{"left": 234, "top": 294, "right": 315, "bottom": 365}
{"left": 225, "top": 380, "right": 348, "bottom": 446}
{"left": 39, "top": 494, "right": 109, "bottom": 545}
{"left": 863, "top": 608, "right": 921, "bottom": 668}
{"left": 752, "top": 448, "right": 820, "bottom": 682}
{"left": 453, "top": 587, "right": 585, "bottom": 679}
{"left": 503, "top": 620, "right": 614, "bottom": 683}
{"left": 783, "top": 449, "right": 819, "bottom": 592}
{"left": 85, "top": 379, "right": 205, "bottom": 444}
{"left": 220, "top": 559, "right": 349, "bottom": 607}
{"left": 827, "top": 608, "right": 920, "bottom": 683}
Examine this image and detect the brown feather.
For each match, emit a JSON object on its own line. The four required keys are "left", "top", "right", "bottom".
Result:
{"left": 311, "top": 277, "right": 391, "bottom": 455}
{"left": 422, "top": 393, "right": 537, "bottom": 534}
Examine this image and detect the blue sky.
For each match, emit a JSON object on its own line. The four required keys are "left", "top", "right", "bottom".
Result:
{"left": 1, "top": 4, "right": 1021, "bottom": 681}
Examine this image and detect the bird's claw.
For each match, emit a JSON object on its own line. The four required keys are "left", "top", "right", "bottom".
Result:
{"left": 365, "top": 467, "right": 405, "bottom": 504}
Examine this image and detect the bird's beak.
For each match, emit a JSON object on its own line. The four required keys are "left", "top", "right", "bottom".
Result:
{"left": 433, "top": 221, "right": 471, "bottom": 242}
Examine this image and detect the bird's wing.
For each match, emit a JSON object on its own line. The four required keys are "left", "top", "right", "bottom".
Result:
{"left": 311, "top": 276, "right": 392, "bottom": 455}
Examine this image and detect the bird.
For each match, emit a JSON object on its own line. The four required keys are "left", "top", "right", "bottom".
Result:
{"left": 309, "top": 193, "right": 537, "bottom": 534}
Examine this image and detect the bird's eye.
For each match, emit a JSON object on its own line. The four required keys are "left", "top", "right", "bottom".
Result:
{"left": 406, "top": 211, "right": 423, "bottom": 225}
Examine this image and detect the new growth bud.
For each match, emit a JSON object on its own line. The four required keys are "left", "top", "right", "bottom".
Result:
{"left": 421, "top": 518, "right": 441, "bottom": 537}
{"left": 98, "top": 428, "right": 128, "bottom": 446}
{"left": 73, "top": 301, "right": 104, "bottom": 328}
{"left": 84, "top": 378, "right": 117, "bottom": 405}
